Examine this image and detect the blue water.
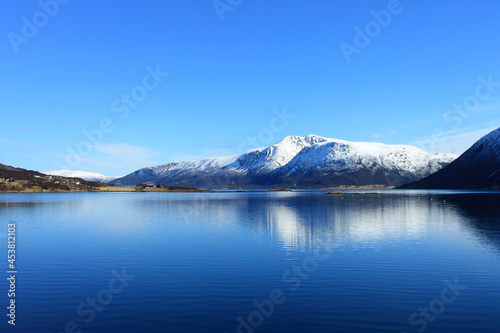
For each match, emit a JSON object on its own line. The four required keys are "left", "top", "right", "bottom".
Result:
{"left": 1, "top": 191, "right": 499, "bottom": 333}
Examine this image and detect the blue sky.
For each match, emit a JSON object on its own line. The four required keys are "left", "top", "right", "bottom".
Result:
{"left": 1, "top": 0, "right": 500, "bottom": 176}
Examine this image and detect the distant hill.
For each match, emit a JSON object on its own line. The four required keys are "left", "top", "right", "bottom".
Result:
{"left": 0, "top": 163, "right": 46, "bottom": 180}
{"left": 111, "top": 134, "right": 457, "bottom": 188}
{"left": 43, "top": 170, "right": 121, "bottom": 183}
{"left": 0, "top": 163, "right": 23, "bottom": 172}
{"left": 0, "top": 163, "right": 107, "bottom": 192}
{"left": 400, "top": 127, "right": 500, "bottom": 189}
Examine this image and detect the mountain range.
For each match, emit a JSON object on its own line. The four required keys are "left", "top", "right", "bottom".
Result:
{"left": 7, "top": 128, "right": 500, "bottom": 189}
{"left": 110, "top": 135, "right": 457, "bottom": 188}
{"left": 400, "top": 127, "right": 500, "bottom": 189}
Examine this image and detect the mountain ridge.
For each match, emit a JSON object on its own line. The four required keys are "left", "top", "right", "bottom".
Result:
{"left": 399, "top": 127, "right": 500, "bottom": 189}
{"left": 111, "top": 134, "right": 457, "bottom": 188}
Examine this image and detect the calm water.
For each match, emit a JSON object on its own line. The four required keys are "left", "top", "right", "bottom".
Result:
{"left": 1, "top": 190, "right": 499, "bottom": 333}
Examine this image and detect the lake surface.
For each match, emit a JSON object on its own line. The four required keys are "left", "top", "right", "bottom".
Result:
{"left": 1, "top": 190, "right": 499, "bottom": 333}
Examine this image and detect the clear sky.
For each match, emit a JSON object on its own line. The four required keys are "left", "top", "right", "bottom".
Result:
{"left": 1, "top": 0, "right": 500, "bottom": 176}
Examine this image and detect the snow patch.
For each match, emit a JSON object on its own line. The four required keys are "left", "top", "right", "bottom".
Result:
{"left": 43, "top": 170, "right": 121, "bottom": 183}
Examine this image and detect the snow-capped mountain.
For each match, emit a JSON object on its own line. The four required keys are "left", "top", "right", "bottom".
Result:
{"left": 111, "top": 135, "right": 457, "bottom": 188}
{"left": 401, "top": 127, "right": 500, "bottom": 189}
{"left": 43, "top": 170, "right": 121, "bottom": 183}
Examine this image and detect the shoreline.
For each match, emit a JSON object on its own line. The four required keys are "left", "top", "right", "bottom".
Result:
{"left": 1, "top": 187, "right": 499, "bottom": 193}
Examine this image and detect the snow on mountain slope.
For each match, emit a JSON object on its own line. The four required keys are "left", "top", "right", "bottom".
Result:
{"left": 401, "top": 127, "right": 500, "bottom": 189}
{"left": 111, "top": 135, "right": 458, "bottom": 188}
{"left": 461, "top": 127, "right": 500, "bottom": 163}
{"left": 43, "top": 170, "right": 121, "bottom": 183}
{"left": 277, "top": 139, "right": 452, "bottom": 177}
{"left": 226, "top": 135, "right": 330, "bottom": 174}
